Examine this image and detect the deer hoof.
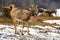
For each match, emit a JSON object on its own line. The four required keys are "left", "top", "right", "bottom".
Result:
{"left": 28, "top": 33, "right": 31, "bottom": 35}
{"left": 28, "top": 33, "right": 32, "bottom": 37}
{"left": 21, "top": 33, "right": 24, "bottom": 35}
{"left": 15, "top": 31, "right": 19, "bottom": 34}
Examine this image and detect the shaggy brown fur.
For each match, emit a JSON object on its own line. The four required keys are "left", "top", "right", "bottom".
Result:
{"left": 9, "top": 4, "right": 32, "bottom": 35}
{"left": 2, "top": 4, "right": 39, "bottom": 35}
{"left": 31, "top": 5, "right": 38, "bottom": 16}
{"left": 2, "top": 7, "right": 11, "bottom": 19}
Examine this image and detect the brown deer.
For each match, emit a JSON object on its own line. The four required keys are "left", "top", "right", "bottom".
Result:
{"left": 10, "top": 4, "right": 33, "bottom": 35}
{"left": 2, "top": 4, "right": 39, "bottom": 35}
{"left": 31, "top": 5, "right": 38, "bottom": 16}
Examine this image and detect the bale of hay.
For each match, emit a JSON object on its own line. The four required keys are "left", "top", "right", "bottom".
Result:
{"left": 39, "top": 12, "right": 53, "bottom": 17}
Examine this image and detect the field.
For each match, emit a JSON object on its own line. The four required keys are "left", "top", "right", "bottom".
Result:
{"left": 0, "top": 16, "right": 60, "bottom": 40}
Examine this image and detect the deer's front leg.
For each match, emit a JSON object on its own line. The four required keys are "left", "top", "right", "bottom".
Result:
{"left": 27, "top": 22, "right": 30, "bottom": 35}
{"left": 14, "top": 25, "right": 17, "bottom": 34}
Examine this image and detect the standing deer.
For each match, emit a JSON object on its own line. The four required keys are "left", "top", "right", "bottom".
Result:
{"left": 2, "top": 4, "right": 39, "bottom": 35}
{"left": 9, "top": 4, "right": 32, "bottom": 35}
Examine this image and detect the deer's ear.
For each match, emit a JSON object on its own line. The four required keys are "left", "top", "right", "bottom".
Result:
{"left": 9, "top": 6, "right": 13, "bottom": 10}
{"left": 36, "top": 5, "right": 38, "bottom": 7}
{"left": 9, "top": 4, "right": 15, "bottom": 10}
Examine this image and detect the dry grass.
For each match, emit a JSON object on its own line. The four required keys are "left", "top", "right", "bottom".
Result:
{"left": 35, "top": 16, "right": 60, "bottom": 20}
{"left": 0, "top": 17, "right": 13, "bottom": 25}
{"left": 0, "top": 16, "right": 60, "bottom": 26}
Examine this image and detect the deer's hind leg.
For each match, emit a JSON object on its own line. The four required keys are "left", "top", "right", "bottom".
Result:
{"left": 21, "top": 21, "right": 24, "bottom": 35}
{"left": 14, "top": 25, "right": 17, "bottom": 34}
{"left": 13, "top": 20, "right": 18, "bottom": 34}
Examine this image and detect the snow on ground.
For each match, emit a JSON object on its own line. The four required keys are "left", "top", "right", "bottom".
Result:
{"left": 44, "top": 20, "right": 60, "bottom": 24}
{"left": 0, "top": 20, "right": 60, "bottom": 40}
{"left": 52, "top": 9, "right": 60, "bottom": 17}
{"left": 56, "top": 9, "right": 60, "bottom": 17}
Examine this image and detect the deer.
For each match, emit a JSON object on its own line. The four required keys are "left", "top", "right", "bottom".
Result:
{"left": 2, "top": 4, "right": 39, "bottom": 35}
